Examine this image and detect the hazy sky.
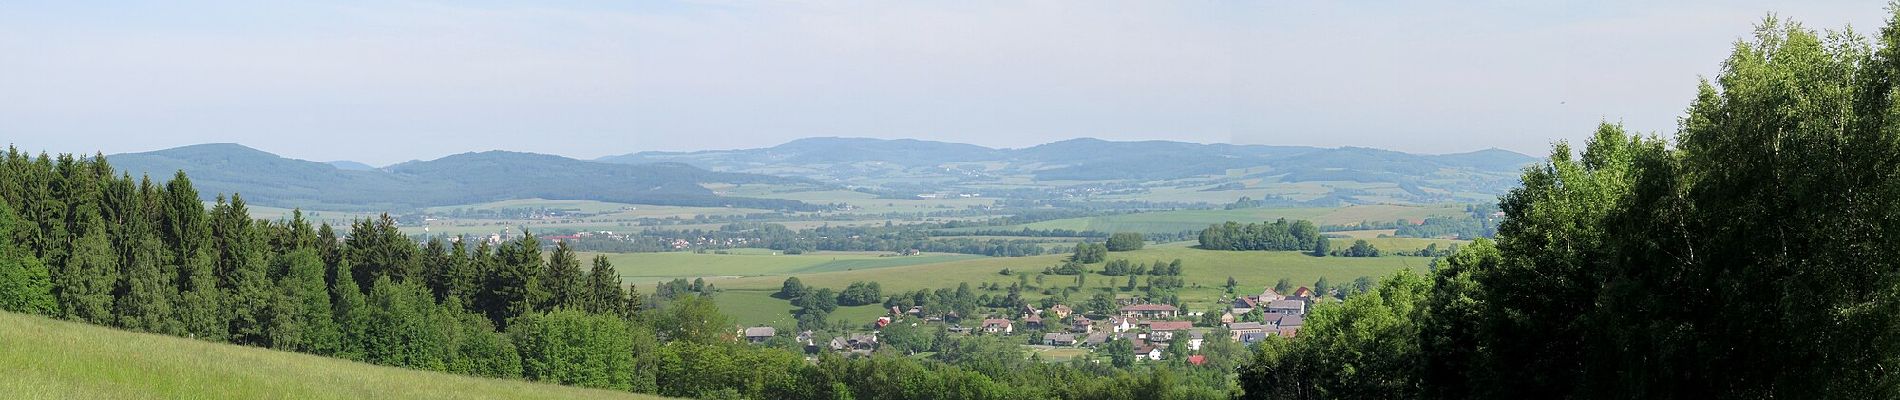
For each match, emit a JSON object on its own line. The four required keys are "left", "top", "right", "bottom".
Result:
{"left": 1, "top": 1, "right": 1888, "bottom": 165}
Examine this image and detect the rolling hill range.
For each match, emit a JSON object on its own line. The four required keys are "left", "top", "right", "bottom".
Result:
{"left": 599, "top": 137, "right": 1538, "bottom": 203}
{"left": 107, "top": 144, "right": 820, "bottom": 211}
{"left": 0, "top": 312, "right": 668, "bottom": 400}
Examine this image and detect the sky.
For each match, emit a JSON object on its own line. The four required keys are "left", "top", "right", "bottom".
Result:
{"left": 0, "top": 0, "right": 1889, "bottom": 166}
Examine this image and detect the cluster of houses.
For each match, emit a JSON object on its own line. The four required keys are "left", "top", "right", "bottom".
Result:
{"left": 1221, "top": 287, "right": 1313, "bottom": 343}
{"left": 739, "top": 286, "right": 1318, "bottom": 362}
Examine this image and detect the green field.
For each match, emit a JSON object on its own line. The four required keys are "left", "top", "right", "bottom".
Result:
{"left": 588, "top": 251, "right": 987, "bottom": 284}
{"left": 970, "top": 204, "right": 1467, "bottom": 235}
{"left": 0, "top": 312, "right": 667, "bottom": 400}
{"left": 706, "top": 243, "right": 1436, "bottom": 315}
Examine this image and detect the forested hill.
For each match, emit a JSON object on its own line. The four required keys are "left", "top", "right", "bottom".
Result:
{"left": 107, "top": 143, "right": 818, "bottom": 211}
{"left": 598, "top": 137, "right": 1537, "bottom": 189}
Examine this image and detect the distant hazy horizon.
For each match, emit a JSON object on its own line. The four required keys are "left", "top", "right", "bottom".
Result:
{"left": 2, "top": 0, "right": 1886, "bottom": 165}
{"left": 74, "top": 137, "right": 1532, "bottom": 168}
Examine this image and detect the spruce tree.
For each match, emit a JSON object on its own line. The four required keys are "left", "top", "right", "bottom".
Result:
{"left": 59, "top": 214, "right": 117, "bottom": 324}
{"left": 213, "top": 195, "right": 274, "bottom": 346}
{"left": 483, "top": 233, "right": 541, "bottom": 328}
{"left": 346, "top": 214, "right": 418, "bottom": 289}
{"left": 115, "top": 221, "right": 180, "bottom": 334}
{"left": 330, "top": 258, "right": 369, "bottom": 361}
{"left": 176, "top": 247, "right": 225, "bottom": 341}
{"left": 160, "top": 171, "right": 208, "bottom": 268}
{"left": 444, "top": 238, "right": 480, "bottom": 308}
{"left": 538, "top": 241, "right": 584, "bottom": 311}
{"left": 315, "top": 223, "right": 342, "bottom": 275}
{"left": 420, "top": 237, "right": 450, "bottom": 301}
{"left": 584, "top": 255, "right": 624, "bottom": 315}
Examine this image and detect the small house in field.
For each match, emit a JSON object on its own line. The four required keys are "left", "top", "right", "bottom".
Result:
{"left": 1231, "top": 296, "right": 1259, "bottom": 314}
{"left": 1134, "top": 343, "right": 1164, "bottom": 361}
{"left": 1108, "top": 316, "right": 1138, "bottom": 333}
{"left": 1048, "top": 304, "right": 1074, "bottom": 319}
{"left": 1071, "top": 317, "right": 1095, "bottom": 333}
{"left": 1289, "top": 286, "right": 1315, "bottom": 301}
{"left": 1227, "top": 322, "right": 1268, "bottom": 341}
{"left": 1144, "top": 321, "right": 1194, "bottom": 341}
{"left": 1118, "top": 304, "right": 1179, "bottom": 319}
{"left": 829, "top": 333, "right": 879, "bottom": 354}
{"left": 1266, "top": 300, "right": 1307, "bottom": 316}
{"left": 980, "top": 318, "right": 1014, "bottom": 334}
{"left": 741, "top": 327, "right": 777, "bottom": 343}
{"left": 1023, "top": 315, "right": 1044, "bottom": 330}
{"left": 1258, "top": 288, "right": 1284, "bottom": 302}
{"left": 1043, "top": 332, "right": 1078, "bottom": 346}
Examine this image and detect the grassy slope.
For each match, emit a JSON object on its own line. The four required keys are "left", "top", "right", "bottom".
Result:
{"left": 0, "top": 312, "right": 668, "bottom": 400}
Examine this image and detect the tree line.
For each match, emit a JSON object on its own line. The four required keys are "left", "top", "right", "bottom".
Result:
{"left": 1238, "top": 14, "right": 1900, "bottom": 399}
{"left": 1197, "top": 218, "right": 1322, "bottom": 252}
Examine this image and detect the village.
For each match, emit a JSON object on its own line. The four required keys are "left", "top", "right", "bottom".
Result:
{"left": 742, "top": 285, "right": 1318, "bottom": 364}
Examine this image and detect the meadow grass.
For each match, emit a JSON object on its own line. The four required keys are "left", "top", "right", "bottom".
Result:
{"left": 0, "top": 312, "right": 669, "bottom": 400}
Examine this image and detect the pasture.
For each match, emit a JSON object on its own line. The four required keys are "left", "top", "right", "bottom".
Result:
{"left": 0, "top": 312, "right": 668, "bottom": 400}
{"left": 702, "top": 242, "right": 1439, "bottom": 321}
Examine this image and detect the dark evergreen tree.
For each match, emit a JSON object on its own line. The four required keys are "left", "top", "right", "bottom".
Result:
{"left": 113, "top": 190, "right": 179, "bottom": 334}
{"left": 482, "top": 233, "right": 541, "bottom": 328}
{"left": 345, "top": 214, "right": 419, "bottom": 289}
{"left": 176, "top": 247, "right": 225, "bottom": 341}
{"left": 440, "top": 239, "right": 477, "bottom": 309}
{"left": 212, "top": 195, "right": 275, "bottom": 346}
{"left": 329, "top": 258, "right": 369, "bottom": 361}
{"left": 59, "top": 210, "right": 117, "bottom": 324}
{"left": 420, "top": 237, "right": 453, "bottom": 302}
{"left": 537, "top": 241, "right": 584, "bottom": 311}
{"left": 584, "top": 255, "right": 625, "bottom": 315}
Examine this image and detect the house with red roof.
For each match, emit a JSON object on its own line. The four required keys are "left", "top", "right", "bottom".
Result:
{"left": 980, "top": 318, "right": 1013, "bottom": 334}
{"left": 1144, "top": 320, "right": 1194, "bottom": 341}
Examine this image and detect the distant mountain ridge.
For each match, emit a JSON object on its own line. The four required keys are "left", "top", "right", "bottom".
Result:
{"left": 108, "top": 143, "right": 817, "bottom": 211}
{"left": 105, "top": 137, "right": 1538, "bottom": 211}
{"left": 325, "top": 160, "right": 378, "bottom": 171}
{"left": 598, "top": 137, "right": 1538, "bottom": 196}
